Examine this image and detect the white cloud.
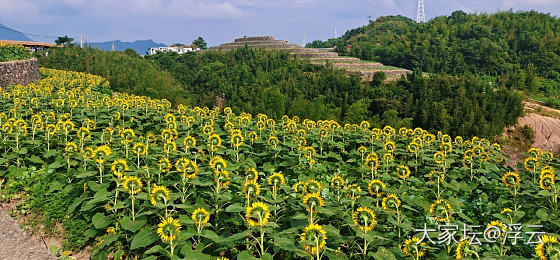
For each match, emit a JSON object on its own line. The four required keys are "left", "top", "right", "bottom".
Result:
{"left": 43, "top": 0, "right": 246, "bottom": 20}
{"left": 0, "top": 0, "right": 41, "bottom": 22}
{"left": 502, "top": 0, "right": 559, "bottom": 8}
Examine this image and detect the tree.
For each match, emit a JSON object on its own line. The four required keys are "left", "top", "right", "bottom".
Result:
{"left": 345, "top": 99, "right": 369, "bottom": 123}
{"left": 192, "top": 37, "right": 207, "bottom": 49}
{"left": 55, "top": 36, "right": 74, "bottom": 46}
{"left": 124, "top": 48, "right": 139, "bottom": 57}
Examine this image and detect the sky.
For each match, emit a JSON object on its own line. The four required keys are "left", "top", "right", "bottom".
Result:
{"left": 1, "top": 0, "right": 559, "bottom": 47}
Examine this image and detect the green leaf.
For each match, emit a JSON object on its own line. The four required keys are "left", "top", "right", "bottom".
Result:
{"left": 130, "top": 229, "right": 158, "bottom": 250}
{"left": 237, "top": 251, "right": 258, "bottom": 260}
{"left": 92, "top": 213, "right": 111, "bottom": 229}
{"left": 29, "top": 155, "right": 44, "bottom": 164}
{"left": 144, "top": 245, "right": 163, "bottom": 255}
{"left": 225, "top": 203, "right": 244, "bottom": 213}
{"left": 536, "top": 208, "right": 548, "bottom": 221}
{"left": 223, "top": 230, "right": 252, "bottom": 244}
{"left": 121, "top": 216, "right": 147, "bottom": 232}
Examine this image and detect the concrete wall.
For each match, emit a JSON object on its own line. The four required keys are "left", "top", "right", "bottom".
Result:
{"left": 0, "top": 58, "right": 41, "bottom": 88}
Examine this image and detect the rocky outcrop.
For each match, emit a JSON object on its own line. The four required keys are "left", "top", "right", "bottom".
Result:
{"left": 0, "top": 58, "right": 41, "bottom": 88}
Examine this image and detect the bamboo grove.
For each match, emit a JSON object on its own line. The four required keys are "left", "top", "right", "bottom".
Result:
{"left": 0, "top": 68, "right": 558, "bottom": 259}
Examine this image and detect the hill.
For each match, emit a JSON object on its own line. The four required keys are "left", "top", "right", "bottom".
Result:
{"left": 320, "top": 11, "right": 560, "bottom": 109}
{"left": 87, "top": 39, "right": 166, "bottom": 55}
{"left": 0, "top": 23, "right": 32, "bottom": 41}
{"left": 210, "top": 36, "right": 410, "bottom": 81}
{"left": 34, "top": 46, "right": 185, "bottom": 104}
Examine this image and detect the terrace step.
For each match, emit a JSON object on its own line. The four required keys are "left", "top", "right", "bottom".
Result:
{"left": 313, "top": 62, "right": 385, "bottom": 69}
{"left": 209, "top": 36, "right": 411, "bottom": 82}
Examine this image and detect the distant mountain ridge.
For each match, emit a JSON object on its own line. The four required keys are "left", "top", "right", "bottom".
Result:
{"left": 87, "top": 40, "right": 167, "bottom": 55}
{"left": 0, "top": 23, "right": 32, "bottom": 41}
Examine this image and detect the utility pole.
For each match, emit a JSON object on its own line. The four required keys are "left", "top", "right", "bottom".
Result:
{"left": 416, "top": 0, "right": 426, "bottom": 23}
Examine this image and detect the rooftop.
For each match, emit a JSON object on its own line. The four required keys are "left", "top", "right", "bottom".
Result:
{"left": 0, "top": 40, "right": 58, "bottom": 47}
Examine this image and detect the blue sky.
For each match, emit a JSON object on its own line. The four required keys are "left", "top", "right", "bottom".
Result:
{"left": 1, "top": 0, "right": 559, "bottom": 47}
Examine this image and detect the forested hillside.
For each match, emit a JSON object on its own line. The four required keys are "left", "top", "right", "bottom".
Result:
{"left": 312, "top": 11, "right": 560, "bottom": 108}
{"left": 36, "top": 46, "right": 523, "bottom": 138}
{"left": 148, "top": 48, "right": 523, "bottom": 138}
{"left": 35, "top": 47, "right": 186, "bottom": 104}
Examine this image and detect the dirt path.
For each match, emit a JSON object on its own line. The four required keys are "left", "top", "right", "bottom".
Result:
{"left": 0, "top": 206, "right": 56, "bottom": 260}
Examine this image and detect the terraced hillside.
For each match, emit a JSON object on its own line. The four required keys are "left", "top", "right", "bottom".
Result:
{"left": 208, "top": 36, "right": 410, "bottom": 81}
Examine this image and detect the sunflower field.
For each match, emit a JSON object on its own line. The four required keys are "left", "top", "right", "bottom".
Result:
{"left": 0, "top": 68, "right": 558, "bottom": 260}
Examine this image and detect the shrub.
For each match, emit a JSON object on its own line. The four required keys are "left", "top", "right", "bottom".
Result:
{"left": 0, "top": 43, "right": 31, "bottom": 62}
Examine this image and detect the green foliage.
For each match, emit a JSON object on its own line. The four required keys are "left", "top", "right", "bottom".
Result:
{"left": 337, "top": 11, "right": 560, "bottom": 102}
{"left": 0, "top": 43, "right": 31, "bottom": 62}
{"left": 192, "top": 37, "right": 207, "bottom": 49}
{"left": 55, "top": 36, "right": 74, "bottom": 46}
{"left": 0, "top": 69, "right": 557, "bottom": 259}
{"left": 146, "top": 48, "right": 522, "bottom": 138}
{"left": 339, "top": 11, "right": 560, "bottom": 76}
{"left": 146, "top": 47, "right": 362, "bottom": 122}
{"left": 35, "top": 47, "right": 185, "bottom": 104}
{"left": 379, "top": 72, "right": 525, "bottom": 137}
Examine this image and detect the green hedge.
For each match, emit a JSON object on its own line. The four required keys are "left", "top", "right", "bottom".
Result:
{"left": 0, "top": 43, "right": 31, "bottom": 62}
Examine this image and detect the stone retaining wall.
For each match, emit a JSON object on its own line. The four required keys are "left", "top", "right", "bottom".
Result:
{"left": 0, "top": 58, "right": 40, "bottom": 88}
{"left": 234, "top": 36, "right": 275, "bottom": 42}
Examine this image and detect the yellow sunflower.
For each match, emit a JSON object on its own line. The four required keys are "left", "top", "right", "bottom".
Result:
{"left": 539, "top": 174, "right": 555, "bottom": 190}
{"left": 245, "top": 202, "right": 271, "bottom": 227}
{"left": 132, "top": 142, "right": 147, "bottom": 156}
{"left": 65, "top": 142, "right": 78, "bottom": 154}
{"left": 502, "top": 171, "right": 521, "bottom": 187}
{"left": 429, "top": 170, "right": 445, "bottom": 182}
{"left": 486, "top": 220, "right": 507, "bottom": 238}
{"left": 524, "top": 157, "right": 539, "bottom": 171}
{"left": 159, "top": 158, "right": 171, "bottom": 173}
{"left": 368, "top": 179, "right": 386, "bottom": 197}
{"left": 268, "top": 172, "right": 286, "bottom": 187}
{"left": 209, "top": 156, "right": 227, "bottom": 172}
{"left": 535, "top": 235, "right": 560, "bottom": 260}
{"left": 303, "top": 193, "right": 325, "bottom": 212}
{"left": 192, "top": 208, "right": 210, "bottom": 225}
{"left": 396, "top": 165, "right": 411, "bottom": 179}
{"left": 243, "top": 180, "right": 261, "bottom": 198}
{"left": 122, "top": 176, "right": 143, "bottom": 195}
{"left": 402, "top": 236, "right": 427, "bottom": 258}
{"left": 346, "top": 184, "right": 362, "bottom": 199}
{"left": 382, "top": 193, "right": 401, "bottom": 212}
{"left": 365, "top": 156, "right": 380, "bottom": 170}
{"left": 268, "top": 135, "right": 279, "bottom": 148}
{"left": 455, "top": 239, "right": 473, "bottom": 259}
{"left": 111, "top": 159, "right": 129, "bottom": 177}
{"left": 300, "top": 223, "right": 327, "bottom": 254}
{"left": 150, "top": 184, "right": 170, "bottom": 206}
{"left": 330, "top": 174, "right": 345, "bottom": 189}
{"left": 429, "top": 200, "right": 453, "bottom": 223}
{"left": 244, "top": 168, "right": 259, "bottom": 182}
{"left": 303, "top": 179, "right": 322, "bottom": 194}
{"left": 353, "top": 206, "right": 377, "bottom": 232}
{"left": 434, "top": 151, "right": 445, "bottom": 164}
{"left": 157, "top": 217, "right": 181, "bottom": 243}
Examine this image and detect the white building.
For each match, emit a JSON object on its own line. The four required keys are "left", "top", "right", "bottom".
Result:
{"left": 148, "top": 46, "right": 200, "bottom": 55}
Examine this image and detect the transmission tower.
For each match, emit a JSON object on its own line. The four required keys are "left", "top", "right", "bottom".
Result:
{"left": 416, "top": 0, "right": 425, "bottom": 23}
{"left": 302, "top": 32, "right": 307, "bottom": 47}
